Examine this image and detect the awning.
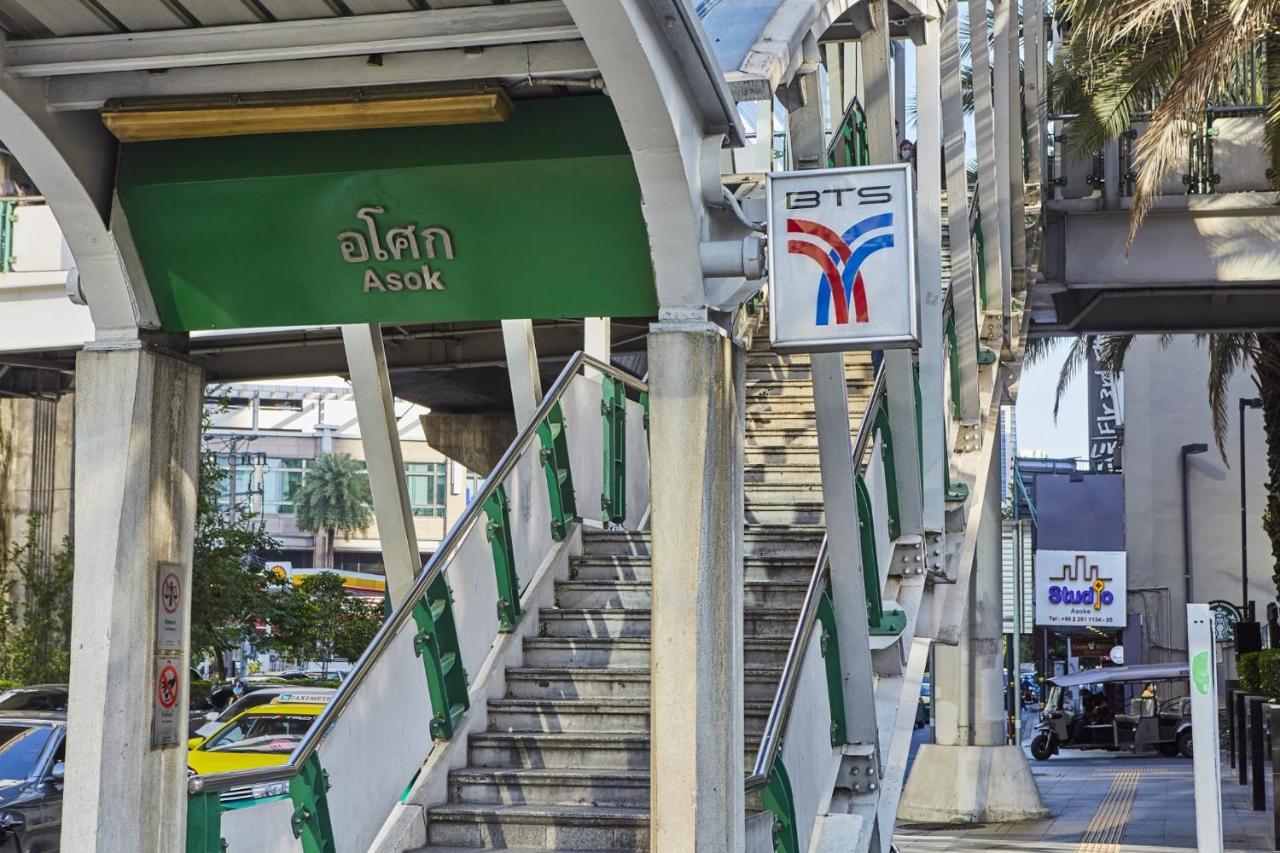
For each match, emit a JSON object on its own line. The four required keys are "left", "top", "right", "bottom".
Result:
{"left": 1050, "top": 662, "right": 1190, "bottom": 688}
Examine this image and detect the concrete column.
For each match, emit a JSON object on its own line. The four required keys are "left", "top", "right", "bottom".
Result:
{"left": 584, "top": 317, "right": 611, "bottom": 379}
{"left": 1006, "top": 0, "right": 1027, "bottom": 289}
{"left": 1023, "top": 0, "right": 1045, "bottom": 188}
{"left": 971, "top": 436, "right": 1007, "bottom": 746}
{"left": 62, "top": 343, "right": 203, "bottom": 853}
{"left": 342, "top": 323, "right": 421, "bottom": 604}
{"left": 501, "top": 318, "right": 543, "bottom": 429}
{"left": 933, "top": 568, "right": 972, "bottom": 747}
{"left": 648, "top": 321, "right": 744, "bottom": 852}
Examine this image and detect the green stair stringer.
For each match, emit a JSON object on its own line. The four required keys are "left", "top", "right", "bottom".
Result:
{"left": 289, "top": 753, "right": 336, "bottom": 853}
{"left": 600, "top": 375, "right": 627, "bottom": 524}
{"left": 411, "top": 573, "right": 469, "bottom": 740}
{"left": 536, "top": 402, "right": 579, "bottom": 540}
{"left": 761, "top": 758, "right": 801, "bottom": 853}
{"left": 945, "top": 310, "right": 963, "bottom": 420}
{"left": 856, "top": 475, "right": 906, "bottom": 637}
{"left": 816, "top": 587, "right": 848, "bottom": 745}
{"left": 483, "top": 484, "right": 521, "bottom": 632}
{"left": 186, "top": 791, "right": 225, "bottom": 853}
{"left": 872, "top": 406, "right": 901, "bottom": 540}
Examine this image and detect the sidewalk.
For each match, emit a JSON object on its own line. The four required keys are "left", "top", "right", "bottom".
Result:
{"left": 893, "top": 747, "right": 1273, "bottom": 852}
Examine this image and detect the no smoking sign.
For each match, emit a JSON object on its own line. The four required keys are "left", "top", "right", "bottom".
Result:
{"left": 151, "top": 656, "right": 182, "bottom": 747}
{"left": 151, "top": 562, "right": 188, "bottom": 749}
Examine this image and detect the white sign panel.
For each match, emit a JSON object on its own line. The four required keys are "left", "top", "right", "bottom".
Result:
{"left": 154, "top": 562, "right": 185, "bottom": 652}
{"left": 1034, "top": 550, "right": 1127, "bottom": 628}
{"left": 151, "top": 654, "right": 182, "bottom": 748}
{"left": 1187, "top": 603, "right": 1223, "bottom": 853}
{"left": 766, "top": 163, "right": 918, "bottom": 352}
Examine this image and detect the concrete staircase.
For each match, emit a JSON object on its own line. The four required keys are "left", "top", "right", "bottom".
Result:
{"left": 414, "top": 339, "right": 874, "bottom": 851}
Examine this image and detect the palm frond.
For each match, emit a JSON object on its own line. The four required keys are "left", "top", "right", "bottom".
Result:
{"left": 1053, "top": 334, "right": 1096, "bottom": 420}
{"left": 1205, "top": 333, "right": 1255, "bottom": 456}
{"left": 1095, "top": 334, "right": 1135, "bottom": 373}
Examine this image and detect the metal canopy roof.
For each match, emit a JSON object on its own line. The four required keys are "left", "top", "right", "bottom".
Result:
{"left": 699, "top": 0, "right": 929, "bottom": 101}
{"left": 1050, "top": 662, "right": 1190, "bottom": 688}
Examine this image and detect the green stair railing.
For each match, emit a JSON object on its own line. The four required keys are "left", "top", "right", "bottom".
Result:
{"left": 187, "top": 353, "right": 647, "bottom": 853}
{"left": 827, "top": 97, "right": 872, "bottom": 168}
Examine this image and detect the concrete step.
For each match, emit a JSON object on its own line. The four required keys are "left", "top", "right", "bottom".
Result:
{"left": 743, "top": 464, "right": 823, "bottom": 485}
{"left": 487, "top": 698, "right": 652, "bottom": 735}
{"left": 448, "top": 767, "right": 649, "bottom": 809}
{"left": 424, "top": 802, "right": 649, "bottom": 850}
{"left": 743, "top": 482, "right": 825, "bottom": 501}
{"left": 744, "top": 504, "right": 825, "bottom": 526}
{"left": 503, "top": 666, "right": 783, "bottom": 702}
{"left": 745, "top": 378, "right": 874, "bottom": 400}
{"left": 554, "top": 580, "right": 809, "bottom": 610}
{"left": 580, "top": 530, "right": 652, "bottom": 557}
{"left": 467, "top": 731, "right": 649, "bottom": 771}
{"left": 521, "top": 637, "right": 793, "bottom": 669}
{"left": 582, "top": 528, "right": 826, "bottom": 560}
{"left": 570, "top": 555, "right": 813, "bottom": 584}
{"left": 486, "top": 697, "right": 775, "bottom": 736}
{"left": 539, "top": 607, "right": 803, "bottom": 639}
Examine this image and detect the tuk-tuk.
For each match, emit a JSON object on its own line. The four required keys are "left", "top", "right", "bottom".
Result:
{"left": 1030, "top": 662, "right": 1193, "bottom": 761}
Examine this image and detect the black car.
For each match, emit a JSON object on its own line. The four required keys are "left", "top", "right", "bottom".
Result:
{"left": 0, "top": 688, "right": 66, "bottom": 714}
{"left": 0, "top": 712, "right": 66, "bottom": 853}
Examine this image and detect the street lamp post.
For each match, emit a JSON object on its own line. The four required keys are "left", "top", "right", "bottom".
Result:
{"left": 1239, "top": 397, "right": 1263, "bottom": 620}
{"left": 1182, "top": 443, "right": 1209, "bottom": 606}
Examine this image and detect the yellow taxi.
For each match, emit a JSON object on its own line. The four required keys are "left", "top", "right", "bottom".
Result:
{"left": 187, "top": 689, "right": 334, "bottom": 807}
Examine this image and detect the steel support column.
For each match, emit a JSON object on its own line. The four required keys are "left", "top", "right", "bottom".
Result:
{"left": 992, "top": 0, "right": 1014, "bottom": 322}
{"left": 968, "top": 0, "right": 1006, "bottom": 333}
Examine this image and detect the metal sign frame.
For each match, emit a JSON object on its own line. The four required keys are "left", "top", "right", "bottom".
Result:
{"left": 765, "top": 162, "right": 919, "bottom": 353}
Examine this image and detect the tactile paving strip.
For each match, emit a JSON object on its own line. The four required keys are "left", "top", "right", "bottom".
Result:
{"left": 1076, "top": 770, "right": 1141, "bottom": 853}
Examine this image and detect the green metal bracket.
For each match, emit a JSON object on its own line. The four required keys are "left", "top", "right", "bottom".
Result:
{"left": 600, "top": 376, "right": 627, "bottom": 524}
{"left": 816, "top": 588, "right": 848, "bottom": 746}
{"left": 945, "top": 310, "right": 963, "bottom": 420}
{"left": 977, "top": 347, "right": 997, "bottom": 365}
{"left": 185, "top": 791, "right": 225, "bottom": 853}
{"left": 0, "top": 201, "right": 14, "bottom": 274}
{"left": 856, "top": 476, "right": 906, "bottom": 637}
{"left": 872, "top": 406, "right": 900, "bottom": 540}
{"left": 944, "top": 434, "right": 970, "bottom": 502}
{"left": 483, "top": 484, "right": 521, "bottom": 632}
{"left": 639, "top": 390, "right": 649, "bottom": 433}
{"left": 912, "top": 365, "right": 924, "bottom": 489}
{"left": 760, "top": 758, "right": 800, "bottom": 853}
{"left": 289, "top": 754, "right": 336, "bottom": 853}
{"left": 536, "top": 402, "right": 578, "bottom": 540}
{"left": 410, "top": 573, "right": 469, "bottom": 740}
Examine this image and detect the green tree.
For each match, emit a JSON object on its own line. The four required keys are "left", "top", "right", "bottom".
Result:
{"left": 270, "top": 572, "right": 382, "bottom": 674}
{"left": 191, "top": 439, "right": 289, "bottom": 680}
{"left": 294, "top": 453, "right": 373, "bottom": 569}
{"left": 0, "top": 517, "right": 72, "bottom": 684}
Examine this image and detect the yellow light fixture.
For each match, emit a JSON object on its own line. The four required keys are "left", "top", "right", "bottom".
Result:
{"left": 101, "top": 89, "right": 513, "bottom": 143}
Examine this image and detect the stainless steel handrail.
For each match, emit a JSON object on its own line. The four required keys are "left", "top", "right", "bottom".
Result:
{"left": 744, "top": 366, "right": 886, "bottom": 793}
{"left": 189, "top": 352, "right": 645, "bottom": 795}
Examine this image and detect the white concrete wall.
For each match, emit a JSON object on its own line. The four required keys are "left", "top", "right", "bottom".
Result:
{"left": 1122, "top": 335, "right": 1271, "bottom": 660}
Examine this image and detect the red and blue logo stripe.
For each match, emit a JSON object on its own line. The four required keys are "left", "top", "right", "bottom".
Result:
{"left": 786, "top": 213, "right": 895, "bottom": 325}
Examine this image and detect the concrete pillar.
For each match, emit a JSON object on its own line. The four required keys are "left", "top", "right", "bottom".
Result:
{"left": 62, "top": 343, "right": 203, "bottom": 853}
{"left": 342, "top": 323, "right": 421, "bottom": 604}
{"left": 648, "top": 320, "right": 744, "bottom": 852}
{"left": 992, "top": 0, "right": 1014, "bottom": 321}
{"left": 898, "top": 427, "right": 1046, "bottom": 824}
{"left": 501, "top": 318, "right": 543, "bottom": 429}
{"left": 971, "top": 435, "right": 1008, "bottom": 746}
{"left": 584, "top": 317, "right": 611, "bottom": 377}
{"left": 1006, "top": 0, "right": 1028, "bottom": 289}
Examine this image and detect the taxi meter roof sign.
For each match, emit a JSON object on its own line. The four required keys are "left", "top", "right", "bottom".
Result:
{"left": 766, "top": 163, "right": 918, "bottom": 353}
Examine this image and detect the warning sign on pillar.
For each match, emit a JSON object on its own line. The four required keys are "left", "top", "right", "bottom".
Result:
{"left": 155, "top": 562, "right": 185, "bottom": 652}
{"left": 152, "top": 656, "right": 182, "bottom": 748}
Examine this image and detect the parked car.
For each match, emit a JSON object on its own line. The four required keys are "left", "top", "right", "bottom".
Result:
{"left": 0, "top": 687, "right": 67, "bottom": 714}
{"left": 192, "top": 685, "right": 330, "bottom": 738}
{"left": 187, "top": 690, "right": 335, "bottom": 807}
{"left": 0, "top": 712, "right": 67, "bottom": 853}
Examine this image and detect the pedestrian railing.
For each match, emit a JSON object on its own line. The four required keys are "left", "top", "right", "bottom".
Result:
{"left": 186, "top": 353, "right": 649, "bottom": 853}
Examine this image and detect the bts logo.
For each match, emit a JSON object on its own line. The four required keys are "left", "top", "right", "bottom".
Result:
{"left": 785, "top": 214, "right": 895, "bottom": 325}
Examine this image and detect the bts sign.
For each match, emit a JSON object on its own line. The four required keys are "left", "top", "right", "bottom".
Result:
{"left": 1034, "top": 550, "right": 1128, "bottom": 628}
{"left": 766, "top": 164, "right": 918, "bottom": 352}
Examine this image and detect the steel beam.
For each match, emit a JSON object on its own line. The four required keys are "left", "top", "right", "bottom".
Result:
{"left": 968, "top": 0, "right": 1005, "bottom": 334}
{"left": 501, "top": 319, "right": 544, "bottom": 430}
{"left": 44, "top": 41, "right": 597, "bottom": 111}
{"left": 992, "top": 0, "right": 1014, "bottom": 324}
{"left": 941, "top": 0, "right": 981, "bottom": 423}
{"left": 6, "top": 4, "right": 577, "bottom": 76}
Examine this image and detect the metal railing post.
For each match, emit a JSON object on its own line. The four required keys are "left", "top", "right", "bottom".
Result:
{"left": 1240, "top": 691, "right": 1250, "bottom": 785}
{"left": 1270, "top": 703, "right": 1280, "bottom": 850}
{"left": 1252, "top": 696, "right": 1267, "bottom": 811}
{"left": 1229, "top": 687, "right": 1237, "bottom": 769}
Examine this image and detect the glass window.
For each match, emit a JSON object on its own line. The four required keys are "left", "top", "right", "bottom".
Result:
{"left": 464, "top": 470, "right": 484, "bottom": 505}
{"left": 203, "top": 713, "right": 316, "bottom": 755}
{"left": 0, "top": 725, "right": 51, "bottom": 781}
{"left": 263, "top": 457, "right": 306, "bottom": 515}
{"left": 215, "top": 453, "right": 256, "bottom": 511}
{"left": 405, "top": 462, "right": 447, "bottom": 518}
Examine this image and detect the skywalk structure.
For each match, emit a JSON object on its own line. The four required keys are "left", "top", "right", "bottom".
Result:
{"left": 0, "top": 0, "right": 1047, "bottom": 850}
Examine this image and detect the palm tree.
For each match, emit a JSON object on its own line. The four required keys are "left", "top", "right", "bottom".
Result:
{"left": 1052, "top": 0, "right": 1280, "bottom": 246}
{"left": 294, "top": 453, "right": 374, "bottom": 569}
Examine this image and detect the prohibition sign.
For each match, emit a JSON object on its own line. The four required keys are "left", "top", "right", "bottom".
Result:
{"left": 160, "top": 571, "right": 181, "bottom": 615}
{"left": 156, "top": 662, "right": 179, "bottom": 710}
